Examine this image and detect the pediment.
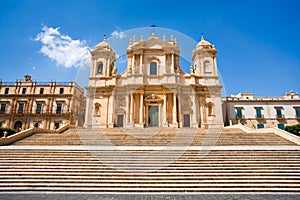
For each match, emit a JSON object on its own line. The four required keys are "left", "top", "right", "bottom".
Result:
{"left": 147, "top": 43, "right": 163, "bottom": 49}
{"left": 127, "top": 36, "right": 180, "bottom": 55}
{"left": 130, "top": 38, "right": 163, "bottom": 50}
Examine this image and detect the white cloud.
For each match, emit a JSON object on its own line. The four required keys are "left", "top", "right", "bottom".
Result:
{"left": 111, "top": 30, "right": 126, "bottom": 39}
{"left": 35, "top": 26, "right": 90, "bottom": 68}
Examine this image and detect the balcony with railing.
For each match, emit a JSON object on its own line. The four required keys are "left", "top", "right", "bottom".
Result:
{"left": 0, "top": 110, "right": 72, "bottom": 115}
{"left": 236, "top": 114, "right": 245, "bottom": 119}
{"left": 276, "top": 114, "right": 285, "bottom": 119}
{"left": 255, "top": 114, "right": 264, "bottom": 119}
{"left": 0, "top": 80, "right": 84, "bottom": 92}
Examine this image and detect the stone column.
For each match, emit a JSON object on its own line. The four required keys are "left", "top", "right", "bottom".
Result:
{"left": 67, "top": 98, "right": 71, "bottom": 112}
{"left": 171, "top": 53, "right": 174, "bottom": 73}
{"left": 132, "top": 55, "right": 135, "bottom": 74}
{"left": 108, "top": 95, "right": 114, "bottom": 128}
{"left": 213, "top": 56, "right": 218, "bottom": 76}
{"left": 178, "top": 93, "right": 182, "bottom": 127}
{"left": 200, "top": 101, "right": 205, "bottom": 128}
{"left": 28, "top": 98, "right": 33, "bottom": 114}
{"left": 164, "top": 54, "right": 168, "bottom": 74}
{"left": 139, "top": 93, "right": 143, "bottom": 124}
{"left": 172, "top": 92, "right": 177, "bottom": 124}
{"left": 139, "top": 54, "right": 143, "bottom": 74}
{"left": 104, "top": 58, "right": 108, "bottom": 77}
{"left": 200, "top": 98, "right": 206, "bottom": 128}
{"left": 125, "top": 94, "right": 129, "bottom": 123}
{"left": 191, "top": 91, "right": 198, "bottom": 128}
{"left": 163, "top": 93, "right": 167, "bottom": 126}
{"left": 130, "top": 93, "right": 134, "bottom": 124}
{"left": 84, "top": 88, "right": 95, "bottom": 128}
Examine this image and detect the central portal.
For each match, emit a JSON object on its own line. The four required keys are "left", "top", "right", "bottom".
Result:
{"left": 148, "top": 106, "right": 159, "bottom": 127}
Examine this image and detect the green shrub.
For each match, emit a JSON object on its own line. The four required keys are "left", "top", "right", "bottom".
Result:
{"left": 0, "top": 127, "right": 17, "bottom": 137}
{"left": 284, "top": 124, "right": 300, "bottom": 137}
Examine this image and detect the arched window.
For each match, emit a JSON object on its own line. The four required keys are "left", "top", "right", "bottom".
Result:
{"left": 204, "top": 61, "right": 211, "bottom": 73}
{"left": 150, "top": 62, "right": 157, "bottom": 75}
{"left": 97, "top": 62, "right": 103, "bottom": 74}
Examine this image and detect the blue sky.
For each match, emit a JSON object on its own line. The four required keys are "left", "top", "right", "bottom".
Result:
{"left": 0, "top": 0, "right": 299, "bottom": 96}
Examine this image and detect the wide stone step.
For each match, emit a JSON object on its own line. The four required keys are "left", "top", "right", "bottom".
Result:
{"left": 1, "top": 182, "right": 300, "bottom": 187}
{"left": 1, "top": 170, "right": 299, "bottom": 175}
{"left": 1, "top": 186, "right": 300, "bottom": 193}
{"left": 1, "top": 161, "right": 299, "bottom": 165}
{"left": 11, "top": 127, "right": 297, "bottom": 146}
{"left": 1, "top": 175, "right": 300, "bottom": 180}
{"left": 1, "top": 184, "right": 300, "bottom": 193}
{"left": 2, "top": 171, "right": 299, "bottom": 176}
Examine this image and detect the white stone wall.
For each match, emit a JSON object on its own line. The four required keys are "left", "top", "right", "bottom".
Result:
{"left": 227, "top": 101, "right": 300, "bottom": 119}
{"left": 225, "top": 99, "right": 300, "bottom": 128}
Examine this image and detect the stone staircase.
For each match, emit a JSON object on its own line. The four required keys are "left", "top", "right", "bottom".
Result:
{"left": 12, "top": 128, "right": 296, "bottom": 146}
{"left": 0, "top": 127, "right": 299, "bottom": 193}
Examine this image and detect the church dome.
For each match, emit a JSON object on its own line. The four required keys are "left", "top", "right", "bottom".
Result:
{"left": 196, "top": 35, "right": 214, "bottom": 50}
{"left": 92, "top": 35, "right": 113, "bottom": 52}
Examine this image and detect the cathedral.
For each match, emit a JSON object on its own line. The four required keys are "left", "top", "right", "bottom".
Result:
{"left": 84, "top": 33, "right": 224, "bottom": 129}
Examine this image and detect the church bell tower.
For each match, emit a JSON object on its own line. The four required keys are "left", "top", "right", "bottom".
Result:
{"left": 90, "top": 36, "right": 116, "bottom": 78}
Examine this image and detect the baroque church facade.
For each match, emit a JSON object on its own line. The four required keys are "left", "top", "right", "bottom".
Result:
{"left": 84, "top": 33, "right": 224, "bottom": 129}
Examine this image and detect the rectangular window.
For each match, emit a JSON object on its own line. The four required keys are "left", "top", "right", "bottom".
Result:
{"left": 255, "top": 108, "right": 262, "bottom": 118}
{"left": 59, "top": 88, "right": 64, "bottom": 94}
{"left": 56, "top": 103, "right": 62, "bottom": 114}
{"left": 278, "top": 124, "right": 285, "bottom": 130}
{"left": 295, "top": 108, "right": 300, "bottom": 118}
{"left": 276, "top": 108, "right": 282, "bottom": 119}
{"left": 34, "top": 122, "right": 39, "bottom": 128}
{"left": 18, "top": 103, "right": 24, "bottom": 114}
{"left": 150, "top": 62, "right": 157, "bottom": 75}
{"left": 40, "top": 88, "right": 44, "bottom": 94}
{"left": 36, "top": 103, "right": 42, "bottom": 114}
{"left": 54, "top": 122, "right": 60, "bottom": 130}
{"left": 22, "top": 88, "right": 26, "bottom": 94}
{"left": 257, "top": 124, "right": 264, "bottom": 129}
{"left": 4, "top": 88, "right": 9, "bottom": 94}
{"left": 0, "top": 103, "right": 6, "bottom": 114}
{"left": 236, "top": 108, "right": 243, "bottom": 119}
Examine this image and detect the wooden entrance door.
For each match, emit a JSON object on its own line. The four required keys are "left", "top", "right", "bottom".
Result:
{"left": 117, "top": 115, "right": 124, "bottom": 127}
{"left": 148, "top": 106, "right": 159, "bottom": 127}
{"left": 183, "top": 114, "right": 190, "bottom": 127}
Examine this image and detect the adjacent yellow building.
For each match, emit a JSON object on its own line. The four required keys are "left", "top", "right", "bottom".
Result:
{"left": 0, "top": 75, "right": 85, "bottom": 131}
